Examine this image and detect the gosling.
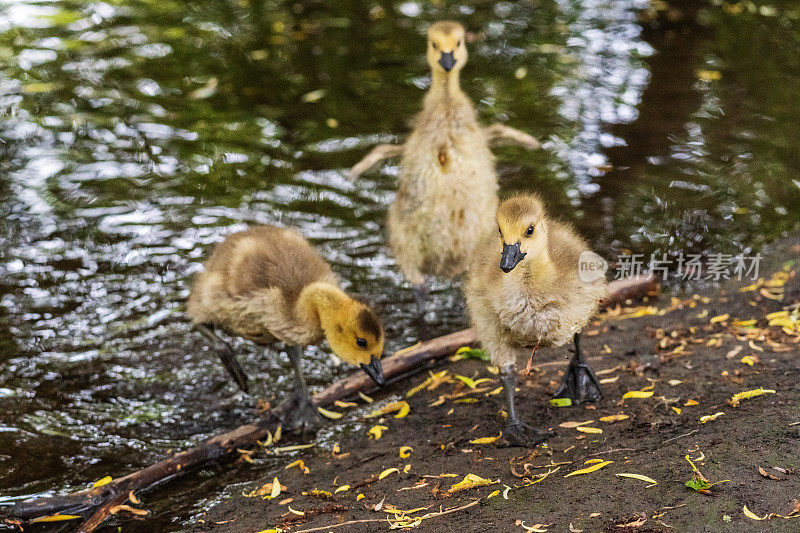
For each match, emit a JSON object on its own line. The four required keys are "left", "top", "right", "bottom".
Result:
{"left": 388, "top": 21, "right": 498, "bottom": 317}
{"left": 187, "top": 225, "right": 385, "bottom": 431}
{"left": 465, "top": 194, "right": 607, "bottom": 446}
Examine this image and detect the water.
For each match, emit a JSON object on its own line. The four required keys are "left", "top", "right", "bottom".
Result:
{"left": 1, "top": 0, "right": 799, "bottom": 529}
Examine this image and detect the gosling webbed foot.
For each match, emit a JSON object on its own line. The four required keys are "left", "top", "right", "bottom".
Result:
{"left": 281, "top": 389, "right": 321, "bottom": 435}
{"left": 553, "top": 360, "right": 603, "bottom": 404}
{"left": 502, "top": 420, "right": 553, "bottom": 447}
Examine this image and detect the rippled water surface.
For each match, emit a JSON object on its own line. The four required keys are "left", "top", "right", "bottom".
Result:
{"left": 1, "top": 0, "right": 799, "bottom": 529}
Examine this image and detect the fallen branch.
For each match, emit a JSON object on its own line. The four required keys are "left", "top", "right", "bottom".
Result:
{"left": 7, "top": 274, "right": 656, "bottom": 530}
{"left": 7, "top": 329, "right": 476, "bottom": 530}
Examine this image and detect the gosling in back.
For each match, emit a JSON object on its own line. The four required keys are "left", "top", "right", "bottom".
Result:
{"left": 389, "top": 21, "right": 498, "bottom": 316}
{"left": 466, "top": 195, "right": 607, "bottom": 446}
{"left": 187, "top": 226, "right": 385, "bottom": 431}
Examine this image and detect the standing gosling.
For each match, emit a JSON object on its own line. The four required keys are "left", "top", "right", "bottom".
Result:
{"left": 187, "top": 225, "right": 385, "bottom": 431}
{"left": 388, "top": 21, "right": 498, "bottom": 316}
{"left": 466, "top": 194, "right": 607, "bottom": 446}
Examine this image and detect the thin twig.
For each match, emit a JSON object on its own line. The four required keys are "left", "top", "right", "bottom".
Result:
{"left": 292, "top": 499, "right": 481, "bottom": 533}
{"left": 587, "top": 447, "right": 635, "bottom": 457}
{"left": 663, "top": 429, "right": 699, "bottom": 444}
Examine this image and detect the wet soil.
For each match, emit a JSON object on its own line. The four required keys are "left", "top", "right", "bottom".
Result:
{"left": 186, "top": 236, "right": 800, "bottom": 532}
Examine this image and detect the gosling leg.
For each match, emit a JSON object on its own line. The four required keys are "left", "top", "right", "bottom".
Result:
{"left": 196, "top": 323, "right": 249, "bottom": 393}
{"left": 414, "top": 282, "right": 430, "bottom": 340}
{"left": 553, "top": 332, "right": 603, "bottom": 403}
{"left": 283, "top": 345, "right": 320, "bottom": 433}
{"left": 500, "top": 363, "right": 552, "bottom": 447}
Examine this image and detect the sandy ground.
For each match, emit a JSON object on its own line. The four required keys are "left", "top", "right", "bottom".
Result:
{"left": 191, "top": 236, "right": 800, "bottom": 533}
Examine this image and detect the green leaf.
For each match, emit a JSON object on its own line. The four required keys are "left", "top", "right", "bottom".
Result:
{"left": 453, "top": 347, "right": 490, "bottom": 362}
{"left": 550, "top": 398, "right": 573, "bottom": 407}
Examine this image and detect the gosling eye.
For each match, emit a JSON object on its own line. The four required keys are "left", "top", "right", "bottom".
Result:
{"left": 457, "top": 40, "right": 462, "bottom": 47}
{"left": 525, "top": 225, "right": 535, "bottom": 236}
{"left": 431, "top": 41, "right": 438, "bottom": 50}
{"left": 498, "top": 226, "right": 502, "bottom": 235}
{"left": 356, "top": 337, "right": 367, "bottom": 348}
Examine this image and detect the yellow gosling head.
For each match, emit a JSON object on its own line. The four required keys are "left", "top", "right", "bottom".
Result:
{"left": 496, "top": 194, "right": 549, "bottom": 273}
{"left": 323, "top": 299, "right": 385, "bottom": 386}
{"left": 427, "top": 21, "right": 467, "bottom": 74}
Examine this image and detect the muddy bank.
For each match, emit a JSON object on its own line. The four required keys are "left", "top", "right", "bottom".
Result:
{"left": 190, "top": 236, "right": 800, "bottom": 533}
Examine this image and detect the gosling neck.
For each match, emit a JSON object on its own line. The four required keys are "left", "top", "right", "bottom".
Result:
{"left": 429, "top": 69, "right": 462, "bottom": 99}
{"left": 295, "top": 281, "right": 349, "bottom": 332}
{"left": 513, "top": 246, "right": 555, "bottom": 284}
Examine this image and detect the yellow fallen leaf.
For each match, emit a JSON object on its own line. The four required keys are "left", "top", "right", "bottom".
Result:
{"left": 486, "top": 386, "right": 503, "bottom": 396}
{"left": 710, "top": 313, "right": 730, "bottom": 324}
{"left": 334, "top": 485, "right": 350, "bottom": 493}
{"left": 395, "top": 402, "right": 411, "bottom": 418}
{"left": 273, "top": 443, "right": 316, "bottom": 453}
{"left": 366, "top": 401, "right": 409, "bottom": 419}
{"left": 357, "top": 493, "right": 365, "bottom": 501}
{"left": 406, "top": 377, "right": 432, "bottom": 398}
{"left": 765, "top": 310, "right": 789, "bottom": 320}
{"left": 576, "top": 426, "right": 603, "bottom": 434}
{"left": 741, "top": 355, "right": 757, "bottom": 366}
{"left": 728, "top": 388, "right": 776, "bottom": 407}
{"left": 92, "top": 475, "right": 113, "bottom": 488}
{"left": 599, "top": 376, "right": 619, "bottom": 384}
{"left": 768, "top": 317, "right": 795, "bottom": 329}
{"left": 454, "top": 375, "right": 478, "bottom": 389}
{"left": 743, "top": 505, "right": 767, "bottom": 520}
{"left": 358, "top": 391, "right": 374, "bottom": 403}
{"left": 559, "top": 420, "right": 594, "bottom": 428}
{"left": 379, "top": 467, "right": 399, "bottom": 480}
{"left": 288, "top": 506, "right": 305, "bottom": 516}
{"left": 622, "top": 390, "right": 654, "bottom": 399}
{"left": 599, "top": 414, "right": 629, "bottom": 423}
{"left": 617, "top": 306, "right": 658, "bottom": 319}
{"left": 285, "top": 459, "right": 309, "bottom": 474}
{"left": 274, "top": 425, "right": 282, "bottom": 443}
{"left": 585, "top": 459, "right": 604, "bottom": 464}
{"left": 469, "top": 433, "right": 502, "bottom": 444}
{"left": 403, "top": 464, "right": 411, "bottom": 473}
{"left": 615, "top": 473, "right": 658, "bottom": 486}
{"left": 30, "top": 515, "right": 82, "bottom": 523}
{"left": 685, "top": 399, "right": 699, "bottom": 406}
{"left": 334, "top": 400, "right": 358, "bottom": 408}
{"left": 749, "top": 340, "right": 764, "bottom": 352}
{"left": 673, "top": 407, "right": 682, "bottom": 414}
{"left": 317, "top": 406, "right": 343, "bottom": 420}
{"left": 565, "top": 461, "right": 613, "bottom": 477}
{"left": 399, "top": 446, "right": 413, "bottom": 458}
{"left": 269, "top": 477, "right": 281, "bottom": 499}
{"left": 368, "top": 425, "right": 389, "bottom": 440}
{"left": 256, "top": 530, "right": 280, "bottom": 533}
{"left": 733, "top": 319, "right": 756, "bottom": 327}
{"left": 448, "top": 473, "right": 493, "bottom": 493}
{"left": 487, "top": 489, "right": 501, "bottom": 499}
{"left": 700, "top": 412, "right": 725, "bottom": 423}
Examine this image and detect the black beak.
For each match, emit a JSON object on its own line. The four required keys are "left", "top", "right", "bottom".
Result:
{"left": 439, "top": 51, "right": 456, "bottom": 71}
{"left": 500, "top": 242, "right": 526, "bottom": 273}
{"left": 360, "top": 356, "right": 385, "bottom": 386}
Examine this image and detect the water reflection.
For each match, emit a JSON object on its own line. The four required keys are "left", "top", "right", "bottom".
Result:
{"left": 1, "top": 0, "right": 799, "bottom": 528}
